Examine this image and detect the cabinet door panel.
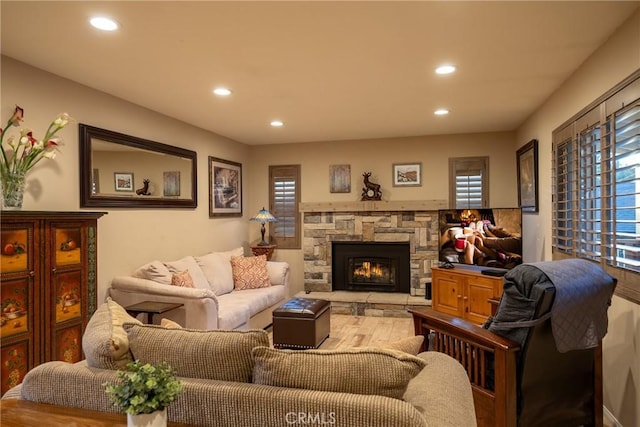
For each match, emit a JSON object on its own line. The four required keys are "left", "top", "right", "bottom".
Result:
{"left": 0, "top": 228, "right": 29, "bottom": 273}
{"left": 54, "top": 324, "right": 83, "bottom": 363}
{"left": 465, "top": 281, "right": 496, "bottom": 324}
{"left": 1, "top": 341, "right": 30, "bottom": 395}
{"left": 54, "top": 226, "right": 82, "bottom": 267}
{"left": 1, "top": 277, "right": 32, "bottom": 338}
{"left": 432, "top": 273, "right": 463, "bottom": 317}
{"left": 53, "top": 271, "right": 83, "bottom": 323}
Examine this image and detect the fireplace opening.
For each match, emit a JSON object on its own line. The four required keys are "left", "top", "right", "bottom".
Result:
{"left": 332, "top": 242, "right": 410, "bottom": 293}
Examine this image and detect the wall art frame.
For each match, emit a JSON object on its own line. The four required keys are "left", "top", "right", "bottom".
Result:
{"left": 209, "top": 156, "right": 242, "bottom": 217}
{"left": 392, "top": 163, "right": 422, "bottom": 187}
{"left": 113, "top": 172, "right": 134, "bottom": 192}
{"left": 517, "top": 138, "right": 539, "bottom": 213}
{"left": 329, "top": 164, "right": 351, "bottom": 193}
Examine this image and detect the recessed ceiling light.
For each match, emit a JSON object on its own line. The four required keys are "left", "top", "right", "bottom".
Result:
{"left": 213, "top": 87, "right": 232, "bottom": 96}
{"left": 435, "top": 65, "right": 456, "bottom": 75}
{"left": 89, "top": 16, "right": 119, "bottom": 31}
{"left": 434, "top": 109, "right": 449, "bottom": 116}
{"left": 270, "top": 120, "right": 284, "bottom": 127}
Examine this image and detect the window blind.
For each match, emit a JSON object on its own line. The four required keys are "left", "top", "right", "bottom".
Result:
{"left": 269, "top": 165, "right": 301, "bottom": 249}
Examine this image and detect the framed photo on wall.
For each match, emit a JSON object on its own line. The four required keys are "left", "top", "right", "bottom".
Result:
{"left": 163, "top": 171, "right": 180, "bottom": 197}
{"left": 392, "top": 163, "right": 422, "bottom": 187}
{"left": 517, "top": 139, "right": 539, "bottom": 213}
{"left": 209, "top": 157, "right": 242, "bottom": 217}
{"left": 329, "top": 164, "right": 351, "bottom": 193}
{"left": 114, "top": 172, "right": 134, "bottom": 192}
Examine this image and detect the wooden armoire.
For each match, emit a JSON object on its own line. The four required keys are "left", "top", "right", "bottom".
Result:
{"left": 0, "top": 211, "right": 105, "bottom": 395}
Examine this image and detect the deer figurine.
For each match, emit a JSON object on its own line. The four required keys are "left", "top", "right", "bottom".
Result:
{"left": 136, "top": 179, "right": 151, "bottom": 196}
{"left": 361, "top": 172, "right": 382, "bottom": 201}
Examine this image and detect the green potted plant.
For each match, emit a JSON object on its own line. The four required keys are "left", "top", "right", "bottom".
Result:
{"left": 103, "top": 360, "right": 183, "bottom": 427}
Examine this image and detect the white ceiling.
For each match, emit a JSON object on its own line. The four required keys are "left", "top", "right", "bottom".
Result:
{"left": 1, "top": 1, "right": 638, "bottom": 145}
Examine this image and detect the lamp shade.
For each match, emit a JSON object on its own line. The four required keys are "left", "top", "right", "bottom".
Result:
{"left": 250, "top": 207, "right": 277, "bottom": 246}
{"left": 250, "top": 207, "right": 277, "bottom": 223}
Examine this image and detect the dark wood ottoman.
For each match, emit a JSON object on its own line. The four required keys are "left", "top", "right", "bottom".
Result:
{"left": 272, "top": 298, "right": 331, "bottom": 349}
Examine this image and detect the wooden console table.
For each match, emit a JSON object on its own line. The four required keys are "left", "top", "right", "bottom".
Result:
{"left": 0, "top": 399, "right": 192, "bottom": 427}
{"left": 431, "top": 265, "right": 504, "bottom": 324}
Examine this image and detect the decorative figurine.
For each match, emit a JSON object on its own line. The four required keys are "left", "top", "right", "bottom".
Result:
{"left": 361, "top": 172, "right": 382, "bottom": 201}
{"left": 136, "top": 179, "right": 151, "bottom": 196}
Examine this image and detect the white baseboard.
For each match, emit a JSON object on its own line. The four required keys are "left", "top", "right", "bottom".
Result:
{"left": 604, "top": 406, "right": 622, "bottom": 427}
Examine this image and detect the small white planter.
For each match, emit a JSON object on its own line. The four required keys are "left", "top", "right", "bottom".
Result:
{"left": 127, "top": 408, "right": 167, "bottom": 427}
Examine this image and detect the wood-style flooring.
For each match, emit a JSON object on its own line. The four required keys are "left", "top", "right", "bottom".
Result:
{"left": 268, "top": 314, "right": 414, "bottom": 350}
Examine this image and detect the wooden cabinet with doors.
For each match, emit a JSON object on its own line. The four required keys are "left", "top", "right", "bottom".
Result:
{"left": 431, "top": 265, "right": 504, "bottom": 324}
{"left": 0, "top": 211, "right": 105, "bottom": 395}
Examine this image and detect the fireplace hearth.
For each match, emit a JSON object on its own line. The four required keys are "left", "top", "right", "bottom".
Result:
{"left": 332, "top": 242, "right": 410, "bottom": 293}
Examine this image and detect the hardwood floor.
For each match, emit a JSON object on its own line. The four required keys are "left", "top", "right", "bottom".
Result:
{"left": 268, "top": 314, "right": 415, "bottom": 350}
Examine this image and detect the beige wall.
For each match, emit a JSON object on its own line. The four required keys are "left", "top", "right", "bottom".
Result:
{"left": 516, "top": 9, "right": 640, "bottom": 426}
{"left": 1, "top": 56, "right": 253, "bottom": 304}
{"left": 248, "top": 131, "right": 518, "bottom": 295}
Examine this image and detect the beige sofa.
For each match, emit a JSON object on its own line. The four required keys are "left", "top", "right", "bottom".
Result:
{"left": 3, "top": 300, "right": 477, "bottom": 427}
{"left": 108, "top": 247, "right": 290, "bottom": 330}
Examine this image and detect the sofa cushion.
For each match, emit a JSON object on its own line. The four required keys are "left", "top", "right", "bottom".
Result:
{"left": 133, "top": 260, "right": 172, "bottom": 285}
{"left": 231, "top": 255, "right": 270, "bottom": 290}
{"left": 170, "top": 270, "right": 195, "bottom": 288}
{"left": 163, "top": 256, "right": 209, "bottom": 290}
{"left": 383, "top": 336, "right": 425, "bottom": 356}
{"left": 195, "top": 247, "right": 244, "bottom": 295}
{"left": 124, "top": 323, "right": 269, "bottom": 382}
{"left": 160, "top": 318, "right": 183, "bottom": 329}
{"left": 82, "top": 298, "right": 142, "bottom": 370}
{"left": 252, "top": 346, "right": 426, "bottom": 399}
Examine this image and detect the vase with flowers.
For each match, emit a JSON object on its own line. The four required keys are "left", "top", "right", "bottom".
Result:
{"left": 0, "top": 105, "right": 70, "bottom": 209}
{"left": 103, "top": 360, "right": 183, "bottom": 427}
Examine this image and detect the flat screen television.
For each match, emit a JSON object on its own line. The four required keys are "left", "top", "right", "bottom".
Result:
{"left": 438, "top": 208, "right": 523, "bottom": 270}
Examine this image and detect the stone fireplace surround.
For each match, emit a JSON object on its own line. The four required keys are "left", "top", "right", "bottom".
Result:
{"left": 301, "top": 200, "right": 447, "bottom": 297}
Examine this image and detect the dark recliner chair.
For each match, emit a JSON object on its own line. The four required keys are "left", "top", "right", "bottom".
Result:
{"left": 412, "top": 259, "right": 616, "bottom": 427}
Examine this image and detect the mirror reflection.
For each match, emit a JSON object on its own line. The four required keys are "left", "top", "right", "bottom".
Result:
{"left": 79, "top": 124, "right": 197, "bottom": 208}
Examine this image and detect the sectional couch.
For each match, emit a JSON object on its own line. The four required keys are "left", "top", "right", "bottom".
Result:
{"left": 108, "top": 247, "right": 290, "bottom": 330}
{"left": 2, "top": 299, "right": 477, "bottom": 427}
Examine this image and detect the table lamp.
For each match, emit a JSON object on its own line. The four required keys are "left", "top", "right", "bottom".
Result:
{"left": 250, "top": 207, "right": 277, "bottom": 246}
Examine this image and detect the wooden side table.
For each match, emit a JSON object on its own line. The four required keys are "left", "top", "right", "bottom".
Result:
{"left": 251, "top": 244, "right": 276, "bottom": 261}
{"left": 125, "top": 301, "right": 184, "bottom": 324}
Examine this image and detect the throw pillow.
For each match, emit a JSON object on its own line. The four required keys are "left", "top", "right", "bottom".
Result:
{"left": 252, "top": 346, "right": 426, "bottom": 399}
{"left": 164, "top": 256, "right": 210, "bottom": 290}
{"left": 133, "top": 260, "right": 172, "bottom": 285}
{"left": 82, "top": 298, "right": 142, "bottom": 370}
{"left": 194, "top": 247, "right": 244, "bottom": 295}
{"left": 170, "top": 270, "right": 195, "bottom": 288}
{"left": 231, "top": 255, "right": 271, "bottom": 290}
{"left": 160, "top": 318, "right": 183, "bottom": 329}
{"left": 382, "top": 335, "right": 425, "bottom": 356}
{"left": 124, "top": 324, "right": 269, "bottom": 382}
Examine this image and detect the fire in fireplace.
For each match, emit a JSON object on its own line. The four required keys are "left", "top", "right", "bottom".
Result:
{"left": 332, "top": 242, "right": 410, "bottom": 293}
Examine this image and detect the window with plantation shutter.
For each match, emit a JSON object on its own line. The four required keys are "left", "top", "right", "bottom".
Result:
{"left": 449, "top": 157, "right": 489, "bottom": 209}
{"left": 552, "top": 71, "right": 640, "bottom": 303}
{"left": 269, "top": 165, "right": 301, "bottom": 249}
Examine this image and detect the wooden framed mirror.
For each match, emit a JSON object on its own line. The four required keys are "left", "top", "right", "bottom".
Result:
{"left": 79, "top": 124, "right": 197, "bottom": 208}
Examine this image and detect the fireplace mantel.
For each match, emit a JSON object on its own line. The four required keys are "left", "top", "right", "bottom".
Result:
{"left": 299, "top": 200, "right": 447, "bottom": 213}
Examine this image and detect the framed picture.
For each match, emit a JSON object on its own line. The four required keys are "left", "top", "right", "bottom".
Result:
{"left": 114, "top": 172, "right": 134, "bottom": 192}
{"left": 163, "top": 171, "right": 180, "bottom": 197}
{"left": 209, "top": 157, "right": 242, "bottom": 217}
{"left": 392, "top": 163, "right": 422, "bottom": 187}
{"left": 517, "top": 139, "right": 539, "bottom": 213}
{"left": 329, "top": 164, "right": 351, "bottom": 193}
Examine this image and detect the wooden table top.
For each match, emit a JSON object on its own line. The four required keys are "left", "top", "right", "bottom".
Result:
{"left": 124, "top": 301, "right": 184, "bottom": 314}
{"left": 0, "top": 399, "right": 192, "bottom": 427}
